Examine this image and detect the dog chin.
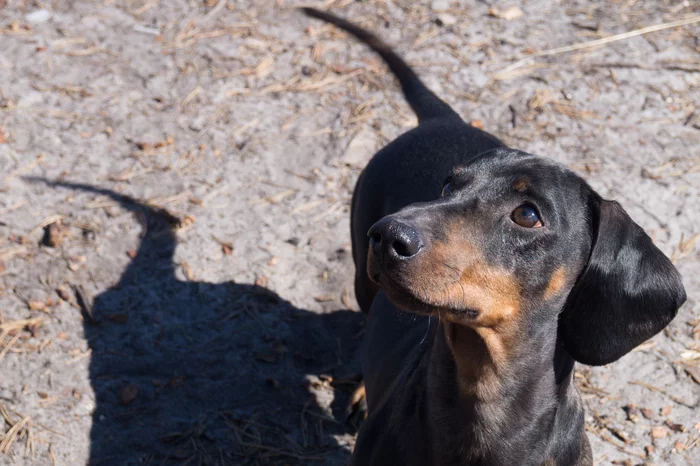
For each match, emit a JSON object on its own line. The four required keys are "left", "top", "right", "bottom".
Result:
{"left": 376, "top": 273, "right": 480, "bottom": 322}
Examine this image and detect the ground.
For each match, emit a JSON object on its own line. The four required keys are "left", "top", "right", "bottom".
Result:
{"left": 0, "top": 0, "right": 698, "bottom": 465}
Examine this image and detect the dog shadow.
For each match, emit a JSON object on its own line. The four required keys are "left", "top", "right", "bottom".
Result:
{"left": 30, "top": 179, "right": 364, "bottom": 465}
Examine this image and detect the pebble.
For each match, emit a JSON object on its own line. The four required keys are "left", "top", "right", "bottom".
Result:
{"left": 431, "top": 0, "right": 450, "bottom": 12}
{"left": 26, "top": 9, "right": 52, "bottom": 24}
{"left": 436, "top": 13, "right": 457, "bottom": 27}
{"left": 343, "top": 127, "right": 378, "bottom": 168}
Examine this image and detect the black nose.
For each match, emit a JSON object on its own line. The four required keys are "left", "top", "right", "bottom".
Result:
{"left": 368, "top": 217, "right": 423, "bottom": 259}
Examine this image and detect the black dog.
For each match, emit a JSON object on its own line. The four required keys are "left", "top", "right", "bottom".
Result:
{"left": 302, "top": 8, "right": 686, "bottom": 466}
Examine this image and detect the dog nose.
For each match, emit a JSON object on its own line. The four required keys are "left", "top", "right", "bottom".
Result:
{"left": 368, "top": 217, "right": 423, "bottom": 259}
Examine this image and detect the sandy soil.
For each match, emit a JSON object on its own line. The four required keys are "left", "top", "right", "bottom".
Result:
{"left": 0, "top": 0, "right": 698, "bottom": 465}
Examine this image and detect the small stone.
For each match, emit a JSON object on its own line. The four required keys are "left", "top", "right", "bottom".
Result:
{"left": 343, "top": 127, "right": 378, "bottom": 168}
{"left": 659, "top": 405, "right": 672, "bottom": 416}
{"left": 645, "top": 445, "right": 655, "bottom": 457}
{"left": 650, "top": 426, "right": 666, "bottom": 439}
{"left": 431, "top": 0, "right": 450, "bottom": 12}
{"left": 25, "top": 9, "right": 52, "bottom": 24}
{"left": 435, "top": 13, "right": 457, "bottom": 27}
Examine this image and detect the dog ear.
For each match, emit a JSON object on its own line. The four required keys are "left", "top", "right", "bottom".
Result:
{"left": 559, "top": 198, "right": 686, "bottom": 366}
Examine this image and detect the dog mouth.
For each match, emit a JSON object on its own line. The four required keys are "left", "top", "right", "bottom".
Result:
{"left": 368, "top": 253, "right": 479, "bottom": 320}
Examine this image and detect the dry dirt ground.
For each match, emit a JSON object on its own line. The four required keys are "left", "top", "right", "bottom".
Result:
{"left": 0, "top": 0, "right": 699, "bottom": 465}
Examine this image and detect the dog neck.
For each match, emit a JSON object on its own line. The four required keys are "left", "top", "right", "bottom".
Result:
{"left": 426, "top": 317, "right": 575, "bottom": 464}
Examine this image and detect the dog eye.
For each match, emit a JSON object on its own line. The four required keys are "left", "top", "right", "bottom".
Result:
{"left": 441, "top": 181, "right": 452, "bottom": 197}
{"left": 512, "top": 204, "right": 543, "bottom": 228}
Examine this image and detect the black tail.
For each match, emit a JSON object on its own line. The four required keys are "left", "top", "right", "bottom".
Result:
{"left": 301, "top": 8, "right": 459, "bottom": 122}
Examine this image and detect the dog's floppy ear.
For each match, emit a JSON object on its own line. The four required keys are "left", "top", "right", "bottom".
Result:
{"left": 559, "top": 197, "right": 686, "bottom": 366}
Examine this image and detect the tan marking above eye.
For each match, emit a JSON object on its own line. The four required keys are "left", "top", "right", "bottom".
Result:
{"left": 513, "top": 179, "right": 528, "bottom": 192}
{"left": 544, "top": 267, "right": 567, "bottom": 300}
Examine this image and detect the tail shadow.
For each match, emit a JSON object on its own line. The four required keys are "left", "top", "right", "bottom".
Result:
{"left": 27, "top": 178, "right": 364, "bottom": 465}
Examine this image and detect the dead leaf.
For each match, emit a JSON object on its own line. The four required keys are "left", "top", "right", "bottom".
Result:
{"left": 120, "top": 384, "right": 139, "bottom": 405}
{"left": 42, "top": 220, "right": 65, "bottom": 248}
{"left": 254, "top": 56, "right": 274, "bottom": 78}
{"left": 56, "top": 286, "right": 72, "bottom": 301}
{"left": 180, "top": 261, "right": 195, "bottom": 280}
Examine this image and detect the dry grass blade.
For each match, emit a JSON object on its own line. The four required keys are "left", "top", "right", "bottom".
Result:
{"left": 0, "top": 318, "right": 43, "bottom": 333}
{"left": 0, "top": 404, "right": 32, "bottom": 456}
{"left": 0, "top": 246, "right": 28, "bottom": 262}
{"left": 629, "top": 380, "right": 695, "bottom": 408}
{"left": 500, "top": 15, "right": 700, "bottom": 73}
{"left": 0, "top": 318, "right": 43, "bottom": 359}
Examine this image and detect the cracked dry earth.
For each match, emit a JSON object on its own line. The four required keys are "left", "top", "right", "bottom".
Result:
{"left": 0, "top": 0, "right": 698, "bottom": 465}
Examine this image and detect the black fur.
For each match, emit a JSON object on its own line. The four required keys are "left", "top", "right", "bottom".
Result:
{"left": 301, "top": 8, "right": 685, "bottom": 466}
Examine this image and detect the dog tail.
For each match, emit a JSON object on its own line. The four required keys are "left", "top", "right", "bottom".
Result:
{"left": 300, "top": 8, "right": 459, "bottom": 122}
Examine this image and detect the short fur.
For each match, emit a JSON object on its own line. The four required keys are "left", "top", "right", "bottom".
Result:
{"left": 301, "top": 9, "right": 686, "bottom": 466}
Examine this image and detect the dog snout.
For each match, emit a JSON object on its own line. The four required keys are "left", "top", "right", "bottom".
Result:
{"left": 368, "top": 217, "right": 423, "bottom": 260}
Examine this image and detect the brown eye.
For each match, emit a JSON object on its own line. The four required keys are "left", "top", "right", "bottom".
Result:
{"left": 441, "top": 182, "right": 452, "bottom": 197}
{"left": 512, "top": 204, "right": 543, "bottom": 228}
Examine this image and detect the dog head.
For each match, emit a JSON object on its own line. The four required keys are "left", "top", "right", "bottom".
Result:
{"left": 367, "top": 148, "right": 685, "bottom": 365}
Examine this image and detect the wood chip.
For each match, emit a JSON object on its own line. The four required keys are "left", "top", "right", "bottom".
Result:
{"left": 683, "top": 363, "right": 700, "bottom": 385}
{"left": 27, "top": 300, "right": 47, "bottom": 311}
{"left": 489, "top": 6, "right": 524, "bottom": 21}
{"left": 665, "top": 420, "right": 686, "bottom": 433}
